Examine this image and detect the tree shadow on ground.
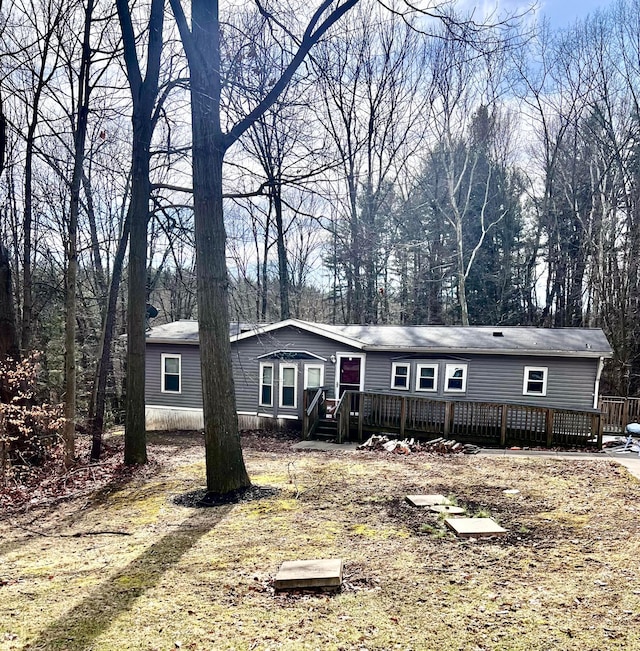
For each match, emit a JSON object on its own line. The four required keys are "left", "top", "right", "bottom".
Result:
{"left": 27, "top": 505, "right": 232, "bottom": 651}
{"left": 0, "top": 467, "right": 147, "bottom": 559}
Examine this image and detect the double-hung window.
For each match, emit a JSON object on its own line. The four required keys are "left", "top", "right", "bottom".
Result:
{"left": 444, "top": 363, "right": 467, "bottom": 392}
{"left": 523, "top": 366, "right": 548, "bottom": 396}
{"left": 161, "top": 354, "right": 181, "bottom": 393}
{"left": 304, "top": 364, "right": 324, "bottom": 390}
{"left": 259, "top": 363, "right": 274, "bottom": 407}
{"left": 391, "top": 362, "right": 411, "bottom": 390}
{"left": 415, "top": 364, "right": 438, "bottom": 392}
{"left": 279, "top": 364, "right": 298, "bottom": 408}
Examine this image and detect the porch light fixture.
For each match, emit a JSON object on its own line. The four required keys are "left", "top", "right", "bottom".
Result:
{"left": 330, "top": 354, "right": 336, "bottom": 363}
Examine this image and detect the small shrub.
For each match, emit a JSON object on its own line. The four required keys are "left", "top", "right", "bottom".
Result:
{"left": 0, "top": 353, "right": 65, "bottom": 484}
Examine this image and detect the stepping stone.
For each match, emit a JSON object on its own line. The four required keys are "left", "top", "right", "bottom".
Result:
{"left": 444, "top": 517, "right": 507, "bottom": 538}
{"left": 406, "top": 494, "right": 451, "bottom": 507}
{"left": 274, "top": 559, "right": 343, "bottom": 590}
{"left": 430, "top": 504, "right": 465, "bottom": 514}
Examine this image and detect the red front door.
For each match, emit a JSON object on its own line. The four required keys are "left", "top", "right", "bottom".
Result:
{"left": 339, "top": 356, "right": 362, "bottom": 398}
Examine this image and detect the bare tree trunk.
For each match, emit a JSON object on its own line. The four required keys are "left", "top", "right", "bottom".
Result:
{"left": 273, "top": 187, "right": 290, "bottom": 320}
{"left": 170, "top": 0, "right": 359, "bottom": 495}
{"left": 0, "top": 245, "right": 18, "bottom": 361}
{"left": 63, "top": 0, "right": 94, "bottom": 467}
{"left": 116, "top": 0, "right": 165, "bottom": 465}
{"left": 89, "top": 213, "right": 130, "bottom": 461}
{"left": 189, "top": 0, "right": 250, "bottom": 493}
{"left": 0, "top": 96, "right": 18, "bottom": 362}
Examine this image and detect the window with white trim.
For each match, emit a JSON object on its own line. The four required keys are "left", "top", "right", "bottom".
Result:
{"left": 391, "top": 362, "right": 411, "bottom": 390}
{"left": 279, "top": 364, "right": 298, "bottom": 408}
{"left": 304, "top": 364, "right": 324, "bottom": 390}
{"left": 523, "top": 366, "right": 548, "bottom": 396}
{"left": 259, "top": 362, "right": 274, "bottom": 407}
{"left": 444, "top": 363, "right": 467, "bottom": 392}
{"left": 161, "top": 353, "right": 181, "bottom": 393}
{"left": 415, "top": 364, "right": 438, "bottom": 392}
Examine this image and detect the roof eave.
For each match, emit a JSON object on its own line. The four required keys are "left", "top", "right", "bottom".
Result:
{"left": 230, "top": 318, "right": 365, "bottom": 350}
{"left": 146, "top": 337, "right": 200, "bottom": 345}
{"left": 363, "top": 345, "right": 613, "bottom": 358}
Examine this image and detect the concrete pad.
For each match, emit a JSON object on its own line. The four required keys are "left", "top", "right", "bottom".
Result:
{"left": 406, "top": 494, "right": 450, "bottom": 507}
{"left": 274, "top": 559, "right": 343, "bottom": 590}
{"left": 430, "top": 504, "right": 465, "bottom": 515}
{"left": 445, "top": 517, "right": 507, "bottom": 538}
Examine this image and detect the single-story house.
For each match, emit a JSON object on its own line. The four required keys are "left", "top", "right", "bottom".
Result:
{"left": 144, "top": 319, "right": 612, "bottom": 432}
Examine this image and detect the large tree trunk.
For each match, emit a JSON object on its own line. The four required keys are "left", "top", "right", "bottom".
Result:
{"left": 116, "top": 0, "right": 165, "bottom": 466}
{"left": 190, "top": 0, "right": 250, "bottom": 494}
{"left": 124, "top": 127, "right": 152, "bottom": 465}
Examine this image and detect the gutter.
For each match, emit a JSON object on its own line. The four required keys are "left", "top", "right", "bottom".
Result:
{"left": 361, "top": 346, "right": 613, "bottom": 359}
{"left": 593, "top": 356, "right": 605, "bottom": 409}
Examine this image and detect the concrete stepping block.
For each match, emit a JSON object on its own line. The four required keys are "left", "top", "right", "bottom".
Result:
{"left": 430, "top": 504, "right": 465, "bottom": 515}
{"left": 445, "top": 517, "right": 507, "bottom": 538}
{"left": 274, "top": 559, "right": 343, "bottom": 590}
{"left": 406, "top": 494, "right": 451, "bottom": 507}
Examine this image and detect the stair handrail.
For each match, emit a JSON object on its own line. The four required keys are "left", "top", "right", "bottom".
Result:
{"left": 302, "top": 386, "right": 325, "bottom": 439}
{"left": 334, "top": 390, "right": 353, "bottom": 444}
{"left": 306, "top": 386, "right": 324, "bottom": 416}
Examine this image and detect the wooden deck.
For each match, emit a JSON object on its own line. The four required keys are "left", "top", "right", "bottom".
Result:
{"left": 304, "top": 389, "right": 603, "bottom": 449}
{"left": 599, "top": 396, "right": 640, "bottom": 434}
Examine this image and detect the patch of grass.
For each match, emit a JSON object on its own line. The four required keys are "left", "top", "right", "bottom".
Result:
{"left": 2, "top": 435, "right": 640, "bottom": 651}
{"left": 538, "top": 510, "right": 590, "bottom": 527}
{"left": 419, "top": 523, "right": 448, "bottom": 538}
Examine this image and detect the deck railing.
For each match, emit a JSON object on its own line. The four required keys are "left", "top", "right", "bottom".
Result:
{"left": 302, "top": 387, "right": 325, "bottom": 440}
{"left": 599, "top": 396, "right": 640, "bottom": 434}
{"left": 331, "top": 391, "right": 602, "bottom": 448}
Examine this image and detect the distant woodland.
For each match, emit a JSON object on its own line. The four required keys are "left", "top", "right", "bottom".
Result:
{"left": 0, "top": 0, "right": 638, "bottom": 437}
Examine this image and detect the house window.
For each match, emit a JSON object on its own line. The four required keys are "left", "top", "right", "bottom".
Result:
{"left": 523, "top": 366, "right": 548, "bottom": 396}
{"left": 259, "top": 363, "right": 274, "bottom": 407}
{"left": 416, "top": 364, "right": 438, "bottom": 392}
{"left": 304, "top": 364, "right": 324, "bottom": 390}
{"left": 444, "top": 363, "right": 467, "bottom": 392}
{"left": 161, "top": 354, "right": 181, "bottom": 393}
{"left": 279, "top": 364, "right": 298, "bottom": 408}
{"left": 391, "top": 362, "right": 410, "bottom": 390}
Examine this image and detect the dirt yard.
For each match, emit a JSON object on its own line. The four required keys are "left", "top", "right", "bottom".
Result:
{"left": 2, "top": 431, "right": 640, "bottom": 651}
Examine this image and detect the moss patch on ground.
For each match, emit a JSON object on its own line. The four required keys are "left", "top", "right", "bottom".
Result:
{"left": 2, "top": 432, "right": 640, "bottom": 650}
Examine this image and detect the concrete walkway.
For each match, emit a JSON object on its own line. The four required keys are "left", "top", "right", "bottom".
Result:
{"left": 292, "top": 440, "right": 640, "bottom": 482}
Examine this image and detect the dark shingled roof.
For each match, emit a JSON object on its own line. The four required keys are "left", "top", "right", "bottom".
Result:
{"left": 146, "top": 318, "right": 612, "bottom": 358}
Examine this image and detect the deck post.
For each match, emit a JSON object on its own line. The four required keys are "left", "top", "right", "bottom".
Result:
{"left": 545, "top": 409, "right": 554, "bottom": 447}
{"left": 622, "top": 398, "right": 630, "bottom": 431}
{"left": 400, "top": 397, "right": 406, "bottom": 438}
{"left": 500, "top": 404, "right": 508, "bottom": 446}
{"left": 444, "top": 402, "right": 453, "bottom": 437}
{"left": 302, "top": 389, "right": 309, "bottom": 439}
{"left": 595, "top": 412, "right": 603, "bottom": 448}
{"left": 358, "top": 392, "right": 364, "bottom": 441}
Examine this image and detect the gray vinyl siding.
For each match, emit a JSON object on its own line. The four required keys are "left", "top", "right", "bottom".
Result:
{"left": 361, "top": 352, "right": 598, "bottom": 410}
{"left": 231, "top": 325, "right": 361, "bottom": 418}
{"left": 146, "top": 326, "right": 601, "bottom": 417}
{"left": 145, "top": 343, "right": 203, "bottom": 409}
